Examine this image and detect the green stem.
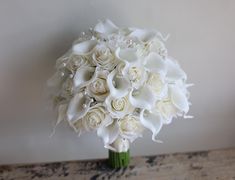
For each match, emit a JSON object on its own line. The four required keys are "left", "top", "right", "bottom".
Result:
{"left": 108, "top": 150, "right": 130, "bottom": 168}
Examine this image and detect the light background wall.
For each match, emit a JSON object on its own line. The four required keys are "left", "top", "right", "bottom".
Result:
{"left": 0, "top": 0, "right": 234, "bottom": 164}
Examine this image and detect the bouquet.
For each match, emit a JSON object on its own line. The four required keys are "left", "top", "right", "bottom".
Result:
{"left": 47, "top": 19, "right": 192, "bottom": 168}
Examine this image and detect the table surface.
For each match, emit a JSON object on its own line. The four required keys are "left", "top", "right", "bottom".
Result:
{"left": 0, "top": 148, "right": 235, "bottom": 180}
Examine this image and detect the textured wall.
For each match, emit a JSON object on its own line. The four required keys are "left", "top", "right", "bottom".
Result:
{"left": 0, "top": 0, "right": 234, "bottom": 164}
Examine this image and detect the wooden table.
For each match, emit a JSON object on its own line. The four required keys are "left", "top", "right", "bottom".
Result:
{"left": 0, "top": 148, "right": 235, "bottom": 180}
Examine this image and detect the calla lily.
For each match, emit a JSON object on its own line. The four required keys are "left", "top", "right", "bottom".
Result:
{"left": 169, "top": 85, "right": 189, "bottom": 113}
{"left": 129, "top": 28, "right": 156, "bottom": 43}
{"left": 67, "top": 92, "right": 92, "bottom": 122}
{"left": 73, "top": 66, "right": 96, "bottom": 91}
{"left": 165, "top": 58, "right": 187, "bottom": 82}
{"left": 73, "top": 40, "right": 97, "bottom": 55}
{"left": 129, "top": 86, "right": 156, "bottom": 110}
{"left": 97, "top": 121, "right": 119, "bottom": 151}
{"left": 94, "top": 19, "right": 118, "bottom": 34}
{"left": 144, "top": 52, "right": 167, "bottom": 75}
{"left": 115, "top": 48, "right": 139, "bottom": 75}
{"left": 107, "top": 69, "right": 131, "bottom": 98}
{"left": 140, "top": 109, "right": 163, "bottom": 142}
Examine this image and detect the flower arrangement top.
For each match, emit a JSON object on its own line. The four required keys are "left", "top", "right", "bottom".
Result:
{"left": 48, "top": 19, "right": 192, "bottom": 153}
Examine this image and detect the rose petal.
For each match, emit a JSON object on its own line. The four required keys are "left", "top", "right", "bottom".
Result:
{"left": 94, "top": 19, "right": 118, "bottom": 34}
{"left": 140, "top": 110, "right": 163, "bottom": 142}
{"left": 105, "top": 95, "right": 134, "bottom": 119}
{"left": 129, "top": 86, "right": 156, "bottom": 110}
{"left": 73, "top": 40, "right": 97, "bottom": 55}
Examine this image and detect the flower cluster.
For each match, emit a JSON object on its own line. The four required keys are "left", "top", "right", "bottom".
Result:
{"left": 48, "top": 19, "right": 192, "bottom": 152}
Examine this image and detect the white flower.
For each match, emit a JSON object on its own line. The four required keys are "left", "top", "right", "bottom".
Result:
{"left": 140, "top": 109, "right": 163, "bottom": 142}
{"left": 66, "top": 54, "right": 91, "bottom": 74}
{"left": 105, "top": 95, "right": 134, "bottom": 118}
{"left": 129, "top": 86, "right": 156, "bottom": 110}
{"left": 146, "top": 72, "right": 167, "bottom": 98}
{"left": 118, "top": 115, "right": 143, "bottom": 142}
{"left": 94, "top": 19, "right": 118, "bottom": 34}
{"left": 111, "top": 137, "right": 129, "bottom": 153}
{"left": 82, "top": 104, "right": 112, "bottom": 131}
{"left": 92, "top": 44, "right": 118, "bottom": 70}
{"left": 67, "top": 92, "right": 93, "bottom": 122}
{"left": 148, "top": 38, "right": 168, "bottom": 58}
{"left": 127, "top": 64, "right": 147, "bottom": 88}
{"left": 107, "top": 69, "right": 131, "bottom": 98}
{"left": 165, "top": 57, "right": 187, "bottom": 82}
{"left": 156, "top": 85, "right": 189, "bottom": 124}
{"left": 97, "top": 120, "right": 119, "bottom": 150}
{"left": 73, "top": 66, "right": 96, "bottom": 91}
{"left": 87, "top": 70, "right": 110, "bottom": 101}
{"left": 73, "top": 39, "right": 97, "bottom": 55}
{"left": 144, "top": 52, "right": 167, "bottom": 75}
{"left": 129, "top": 28, "right": 156, "bottom": 43}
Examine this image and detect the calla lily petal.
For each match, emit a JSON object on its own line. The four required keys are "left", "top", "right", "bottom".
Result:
{"left": 129, "top": 29, "right": 156, "bottom": 43}
{"left": 144, "top": 52, "right": 166, "bottom": 74}
{"left": 73, "top": 40, "right": 97, "bottom": 55}
{"left": 67, "top": 93, "right": 92, "bottom": 122}
{"left": 107, "top": 70, "right": 131, "bottom": 98}
{"left": 140, "top": 110, "right": 163, "bottom": 142}
{"left": 94, "top": 19, "right": 118, "bottom": 34}
{"left": 166, "top": 58, "right": 187, "bottom": 82}
{"left": 115, "top": 48, "right": 138, "bottom": 64}
{"left": 170, "top": 86, "right": 189, "bottom": 113}
{"left": 97, "top": 121, "right": 119, "bottom": 151}
{"left": 129, "top": 87, "right": 156, "bottom": 110}
{"left": 73, "top": 66, "right": 96, "bottom": 90}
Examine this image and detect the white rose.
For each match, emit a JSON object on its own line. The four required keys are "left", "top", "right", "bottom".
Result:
{"left": 66, "top": 54, "right": 91, "bottom": 74}
{"left": 92, "top": 45, "right": 118, "bottom": 70}
{"left": 106, "top": 95, "right": 134, "bottom": 118}
{"left": 82, "top": 104, "right": 110, "bottom": 131}
{"left": 127, "top": 65, "right": 147, "bottom": 88}
{"left": 87, "top": 70, "right": 110, "bottom": 101}
{"left": 118, "top": 115, "right": 143, "bottom": 142}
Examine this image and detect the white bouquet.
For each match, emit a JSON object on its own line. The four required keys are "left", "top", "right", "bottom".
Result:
{"left": 47, "top": 19, "right": 192, "bottom": 167}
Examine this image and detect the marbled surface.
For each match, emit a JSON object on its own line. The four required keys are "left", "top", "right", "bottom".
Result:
{"left": 0, "top": 148, "right": 235, "bottom": 180}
